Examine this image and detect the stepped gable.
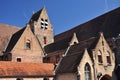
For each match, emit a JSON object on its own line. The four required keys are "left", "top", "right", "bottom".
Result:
{"left": 0, "top": 24, "right": 20, "bottom": 54}
{"left": 56, "top": 37, "right": 99, "bottom": 73}
{"left": 5, "top": 27, "right": 25, "bottom": 53}
{"left": 0, "top": 61, "right": 54, "bottom": 77}
{"left": 54, "top": 7, "right": 120, "bottom": 42}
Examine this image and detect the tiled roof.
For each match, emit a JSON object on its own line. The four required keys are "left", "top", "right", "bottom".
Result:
{"left": 0, "top": 61, "right": 54, "bottom": 77}
{"left": 5, "top": 27, "right": 25, "bottom": 53}
{"left": 56, "top": 37, "right": 99, "bottom": 73}
{"left": 54, "top": 7, "right": 120, "bottom": 42}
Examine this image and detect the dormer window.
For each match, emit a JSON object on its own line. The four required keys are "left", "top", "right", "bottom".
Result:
{"left": 26, "top": 40, "right": 31, "bottom": 50}
{"left": 106, "top": 51, "right": 111, "bottom": 64}
{"left": 98, "top": 50, "right": 103, "bottom": 64}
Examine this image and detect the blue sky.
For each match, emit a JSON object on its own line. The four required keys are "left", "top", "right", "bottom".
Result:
{"left": 0, "top": 0, "right": 120, "bottom": 35}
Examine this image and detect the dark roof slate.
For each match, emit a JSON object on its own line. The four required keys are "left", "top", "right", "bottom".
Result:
{"left": 56, "top": 52, "right": 84, "bottom": 73}
{"left": 45, "top": 7, "right": 120, "bottom": 55}
{"left": 55, "top": 7, "right": 120, "bottom": 42}
{"left": 5, "top": 27, "right": 26, "bottom": 53}
{"left": 56, "top": 37, "right": 99, "bottom": 73}
{"left": 44, "top": 36, "right": 72, "bottom": 53}
{"left": 30, "top": 8, "right": 43, "bottom": 22}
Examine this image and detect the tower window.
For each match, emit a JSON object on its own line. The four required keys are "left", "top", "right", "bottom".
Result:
{"left": 40, "top": 18, "right": 48, "bottom": 29}
{"left": 45, "top": 19, "right": 48, "bottom": 22}
{"left": 26, "top": 40, "right": 31, "bottom": 49}
{"left": 41, "top": 18, "right": 44, "bottom": 21}
{"left": 106, "top": 51, "right": 111, "bottom": 64}
{"left": 44, "top": 36, "right": 47, "bottom": 44}
{"left": 98, "top": 51, "right": 103, "bottom": 64}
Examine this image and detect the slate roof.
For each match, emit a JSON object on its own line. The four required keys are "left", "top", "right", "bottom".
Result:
{"left": 5, "top": 27, "right": 26, "bottom": 53}
{"left": 45, "top": 7, "right": 120, "bottom": 55}
{"left": 44, "top": 36, "right": 72, "bottom": 53}
{"left": 54, "top": 7, "right": 120, "bottom": 42}
{"left": 0, "top": 61, "right": 54, "bottom": 77}
{"left": 30, "top": 8, "right": 43, "bottom": 22}
{"left": 56, "top": 37, "right": 99, "bottom": 73}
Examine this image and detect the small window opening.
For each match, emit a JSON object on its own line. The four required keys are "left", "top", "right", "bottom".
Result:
{"left": 41, "top": 18, "right": 44, "bottom": 21}
{"left": 26, "top": 40, "right": 31, "bottom": 49}
{"left": 74, "top": 42, "right": 77, "bottom": 45}
{"left": 17, "top": 58, "right": 21, "bottom": 62}
{"left": 56, "top": 55, "right": 60, "bottom": 63}
{"left": 44, "top": 77, "right": 49, "bottom": 80}
{"left": 98, "top": 51, "right": 103, "bottom": 64}
{"left": 44, "top": 37, "right": 47, "bottom": 44}
{"left": 102, "top": 41, "right": 104, "bottom": 46}
{"left": 16, "top": 78, "right": 23, "bottom": 80}
{"left": 106, "top": 52, "right": 111, "bottom": 64}
{"left": 45, "top": 19, "right": 48, "bottom": 22}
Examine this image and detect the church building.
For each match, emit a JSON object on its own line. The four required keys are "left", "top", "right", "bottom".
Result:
{"left": 0, "top": 6, "right": 120, "bottom": 80}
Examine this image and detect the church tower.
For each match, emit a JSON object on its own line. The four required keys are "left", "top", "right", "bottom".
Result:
{"left": 29, "top": 7, "right": 54, "bottom": 47}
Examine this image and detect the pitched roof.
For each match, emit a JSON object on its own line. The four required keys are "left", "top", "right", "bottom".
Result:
{"left": 44, "top": 36, "right": 72, "bottom": 53}
{"left": 5, "top": 27, "right": 25, "bottom": 53}
{"left": 0, "top": 24, "right": 20, "bottom": 54}
{"left": 45, "top": 7, "right": 120, "bottom": 55}
{"left": 56, "top": 52, "right": 84, "bottom": 73}
{"left": 56, "top": 37, "right": 99, "bottom": 73}
{"left": 30, "top": 8, "right": 43, "bottom": 22}
{"left": 54, "top": 7, "right": 120, "bottom": 42}
{"left": 0, "top": 61, "right": 54, "bottom": 77}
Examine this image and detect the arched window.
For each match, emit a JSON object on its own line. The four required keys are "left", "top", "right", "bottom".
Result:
{"left": 106, "top": 51, "right": 111, "bottom": 64}
{"left": 84, "top": 63, "right": 91, "bottom": 80}
{"left": 26, "top": 40, "right": 31, "bottom": 49}
{"left": 98, "top": 50, "right": 103, "bottom": 64}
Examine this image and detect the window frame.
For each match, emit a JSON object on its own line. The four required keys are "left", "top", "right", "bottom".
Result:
{"left": 26, "top": 40, "right": 31, "bottom": 50}
{"left": 17, "top": 57, "right": 21, "bottom": 62}
{"left": 84, "top": 63, "right": 91, "bottom": 80}
{"left": 106, "top": 51, "right": 111, "bottom": 65}
{"left": 97, "top": 50, "right": 103, "bottom": 64}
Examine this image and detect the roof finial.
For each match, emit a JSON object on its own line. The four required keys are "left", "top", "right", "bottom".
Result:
{"left": 99, "top": 32, "right": 103, "bottom": 37}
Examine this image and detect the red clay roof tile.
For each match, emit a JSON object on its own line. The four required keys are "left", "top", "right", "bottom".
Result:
{"left": 0, "top": 61, "right": 54, "bottom": 77}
